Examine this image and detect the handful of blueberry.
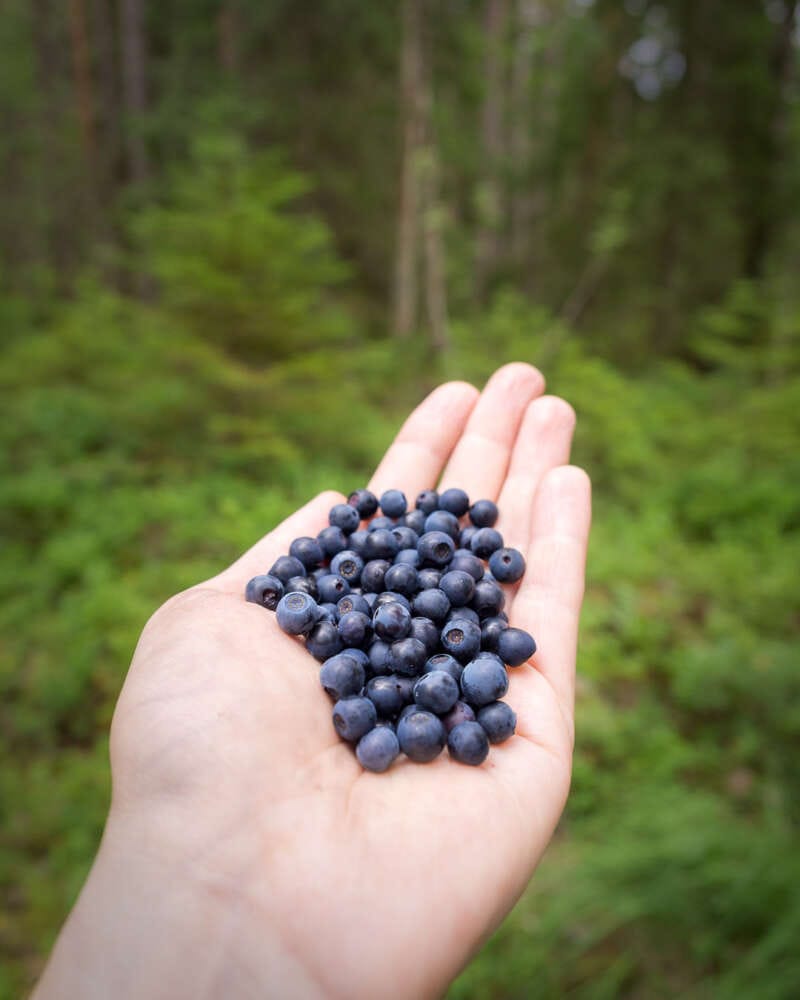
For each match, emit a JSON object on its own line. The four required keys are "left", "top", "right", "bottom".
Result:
{"left": 245, "top": 487, "right": 535, "bottom": 772}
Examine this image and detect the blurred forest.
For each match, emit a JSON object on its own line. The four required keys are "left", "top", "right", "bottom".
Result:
{"left": 1, "top": 1, "right": 799, "bottom": 997}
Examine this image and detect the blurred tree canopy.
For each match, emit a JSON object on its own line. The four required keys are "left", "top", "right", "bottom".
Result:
{"left": 0, "top": 1, "right": 799, "bottom": 997}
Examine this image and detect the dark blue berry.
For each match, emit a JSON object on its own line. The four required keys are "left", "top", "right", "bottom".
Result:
{"left": 332, "top": 696, "right": 377, "bottom": 742}
{"left": 469, "top": 499, "right": 499, "bottom": 528}
{"left": 480, "top": 614, "right": 509, "bottom": 651}
{"left": 390, "top": 636, "right": 428, "bottom": 676}
{"left": 245, "top": 574, "right": 284, "bottom": 610}
{"left": 363, "top": 528, "right": 399, "bottom": 562}
{"left": 305, "top": 620, "right": 343, "bottom": 661}
{"left": 369, "top": 515, "right": 396, "bottom": 531}
{"left": 286, "top": 574, "right": 317, "bottom": 599}
{"left": 317, "top": 525, "right": 348, "bottom": 559}
{"left": 374, "top": 591, "right": 412, "bottom": 612}
{"left": 337, "top": 610, "right": 372, "bottom": 648}
{"left": 391, "top": 526, "right": 419, "bottom": 551}
{"left": 269, "top": 555, "right": 306, "bottom": 585}
{"left": 276, "top": 591, "right": 318, "bottom": 635}
{"left": 446, "top": 606, "right": 481, "bottom": 627}
{"left": 402, "top": 509, "right": 427, "bottom": 534}
{"left": 394, "top": 547, "right": 421, "bottom": 567}
{"left": 411, "top": 587, "right": 451, "bottom": 622}
{"left": 316, "top": 573, "right": 350, "bottom": 604}
{"left": 397, "top": 710, "right": 447, "bottom": 762}
{"left": 470, "top": 527, "right": 504, "bottom": 558}
{"left": 366, "top": 675, "right": 406, "bottom": 717}
{"left": 413, "top": 670, "right": 459, "bottom": 714}
{"left": 347, "top": 647, "right": 370, "bottom": 670}
{"left": 330, "top": 550, "right": 365, "bottom": 584}
{"left": 424, "top": 510, "right": 460, "bottom": 540}
{"left": 356, "top": 726, "right": 400, "bottom": 772}
{"left": 417, "top": 530, "right": 456, "bottom": 568}
{"left": 316, "top": 602, "right": 339, "bottom": 623}
{"left": 361, "top": 559, "right": 391, "bottom": 593}
{"left": 441, "top": 700, "right": 475, "bottom": 733}
{"left": 415, "top": 489, "right": 439, "bottom": 514}
{"left": 417, "top": 568, "right": 442, "bottom": 590}
{"left": 439, "top": 570, "right": 476, "bottom": 607}
{"left": 369, "top": 640, "right": 393, "bottom": 676}
{"left": 447, "top": 721, "right": 490, "bottom": 765}
{"left": 496, "top": 626, "right": 536, "bottom": 666}
{"left": 488, "top": 547, "right": 526, "bottom": 584}
{"left": 362, "top": 591, "right": 378, "bottom": 612}
{"left": 347, "top": 488, "right": 379, "bottom": 518}
{"left": 380, "top": 489, "right": 407, "bottom": 518}
{"left": 476, "top": 701, "right": 516, "bottom": 743}
{"left": 311, "top": 567, "right": 329, "bottom": 583}
{"left": 384, "top": 563, "right": 419, "bottom": 597}
{"left": 289, "top": 535, "right": 324, "bottom": 570}
{"left": 448, "top": 551, "right": 485, "bottom": 581}
{"left": 439, "top": 487, "right": 470, "bottom": 518}
{"left": 348, "top": 529, "right": 370, "bottom": 556}
{"left": 319, "top": 653, "right": 365, "bottom": 699}
{"left": 441, "top": 617, "right": 483, "bottom": 662}
{"left": 329, "top": 502, "right": 360, "bottom": 534}
{"left": 372, "top": 601, "right": 412, "bottom": 641}
{"left": 336, "top": 593, "right": 371, "bottom": 617}
{"left": 423, "top": 652, "right": 463, "bottom": 683}
{"left": 459, "top": 526, "right": 478, "bottom": 549}
{"left": 409, "top": 616, "right": 440, "bottom": 654}
{"left": 460, "top": 657, "right": 509, "bottom": 706}
{"left": 471, "top": 578, "right": 506, "bottom": 619}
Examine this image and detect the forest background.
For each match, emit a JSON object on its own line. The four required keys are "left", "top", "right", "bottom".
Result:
{"left": 1, "top": 1, "right": 799, "bottom": 997}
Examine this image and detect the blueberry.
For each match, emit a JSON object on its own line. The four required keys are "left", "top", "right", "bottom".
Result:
{"left": 460, "top": 657, "right": 509, "bottom": 706}
{"left": 488, "top": 547, "right": 526, "bottom": 584}
{"left": 408, "top": 616, "right": 440, "bottom": 654}
{"left": 369, "top": 640, "right": 393, "bottom": 676}
{"left": 372, "top": 601, "right": 412, "bottom": 641}
{"left": 398, "top": 702, "right": 420, "bottom": 723}
{"left": 413, "top": 670, "right": 459, "bottom": 714}
{"left": 374, "top": 591, "right": 412, "bottom": 612}
{"left": 447, "top": 721, "right": 490, "bottom": 766}
{"left": 286, "top": 574, "right": 317, "bottom": 599}
{"left": 337, "top": 610, "right": 372, "bottom": 648}
{"left": 305, "top": 620, "right": 344, "bottom": 661}
{"left": 316, "top": 602, "right": 339, "bottom": 623}
{"left": 316, "top": 525, "right": 348, "bottom": 559}
{"left": 348, "top": 529, "right": 370, "bottom": 556}
{"left": 424, "top": 510, "right": 460, "bottom": 540}
{"left": 438, "top": 570, "right": 476, "bottom": 607}
{"left": 362, "top": 591, "right": 378, "bottom": 612}
{"left": 469, "top": 499, "right": 499, "bottom": 527}
{"left": 348, "top": 488, "right": 379, "bottom": 519}
{"left": 415, "top": 489, "right": 440, "bottom": 514}
{"left": 366, "top": 675, "right": 407, "bottom": 718}
{"left": 319, "top": 652, "right": 365, "bottom": 699}
{"left": 363, "top": 528, "right": 400, "bottom": 562}
{"left": 347, "top": 647, "right": 370, "bottom": 671}
{"left": 394, "top": 674, "right": 416, "bottom": 705}
{"left": 480, "top": 614, "right": 509, "bottom": 651}
{"left": 402, "top": 509, "right": 427, "bottom": 534}
{"left": 417, "top": 568, "right": 442, "bottom": 590}
{"left": 412, "top": 587, "right": 451, "bottom": 623}
{"left": 441, "top": 618, "right": 483, "bottom": 662}
{"left": 438, "top": 487, "right": 470, "bottom": 518}
{"left": 391, "top": 525, "right": 419, "bottom": 551}
{"left": 384, "top": 563, "right": 419, "bottom": 597}
{"left": 390, "top": 636, "right": 428, "bottom": 676}
{"left": 369, "top": 515, "right": 396, "bottom": 531}
{"left": 417, "top": 530, "right": 456, "bottom": 568}
{"left": 361, "top": 559, "right": 391, "bottom": 593}
{"left": 356, "top": 726, "right": 400, "bottom": 772}
{"left": 448, "top": 551, "right": 484, "bottom": 581}
{"left": 445, "top": 606, "right": 481, "bottom": 627}
{"left": 336, "top": 593, "right": 371, "bottom": 618}
{"left": 330, "top": 550, "right": 365, "bottom": 584}
{"left": 441, "top": 700, "right": 476, "bottom": 733}
{"left": 289, "top": 535, "right": 324, "bottom": 570}
{"left": 276, "top": 591, "right": 318, "bottom": 635}
{"left": 476, "top": 701, "right": 517, "bottom": 744}
{"left": 471, "top": 578, "right": 506, "bottom": 619}
{"left": 329, "top": 502, "right": 360, "bottom": 534}
{"left": 316, "top": 573, "right": 351, "bottom": 604}
{"left": 397, "top": 710, "right": 447, "bottom": 762}
{"left": 394, "top": 547, "right": 421, "bottom": 567}
{"left": 244, "top": 574, "right": 284, "bottom": 610}
{"left": 311, "top": 567, "right": 329, "bottom": 583}
{"left": 380, "top": 489, "right": 408, "bottom": 518}
{"left": 423, "top": 652, "right": 463, "bottom": 683}
{"left": 496, "top": 626, "right": 536, "bottom": 666}
{"left": 332, "top": 696, "right": 377, "bottom": 742}
{"left": 458, "top": 526, "right": 478, "bottom": 549}
{"left": 470, "top": 527, "right": 504, "bottom": 558}
{"left": 269, "top": 555, "right": 306, "bottom": 585}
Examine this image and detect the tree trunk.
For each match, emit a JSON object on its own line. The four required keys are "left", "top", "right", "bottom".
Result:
{"left": 67, "top": 0, "right": 98, "bottom": 225}
{"left": 91, "top": 0, "right": 121, "bottom": 191}
{"left": 217, "top": 0, "right": 240, "bottom": 75}
{"left": 475, "top": 0, "right": 508, "bottom": 298}
{"left": 393, "top": 0, "right": 424, "bottom": 337}
{"left": 118, "top": 0, "right": 149, "bottom": 184}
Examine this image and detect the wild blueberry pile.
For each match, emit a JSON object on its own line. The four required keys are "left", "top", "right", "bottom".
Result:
{"left": 245, "top": 487, "right": 535, "bottom": 772}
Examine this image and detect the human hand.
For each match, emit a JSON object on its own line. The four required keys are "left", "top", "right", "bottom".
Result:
{"left": 34, "top": 363, "right": 590, "bottom": 1000}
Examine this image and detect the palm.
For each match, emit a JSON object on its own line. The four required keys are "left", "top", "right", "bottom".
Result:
{"left": 110, "top": 365, "right": 590, "bottom": 999}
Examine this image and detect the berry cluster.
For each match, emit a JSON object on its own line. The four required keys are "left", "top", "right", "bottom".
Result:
{"left": 245, "top": 487, "right": 535, "bottom": 772}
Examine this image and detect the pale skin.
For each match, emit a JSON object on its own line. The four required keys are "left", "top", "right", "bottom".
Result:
{"left": 33, "top": 363, "right": 591, "bottom": 1000}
